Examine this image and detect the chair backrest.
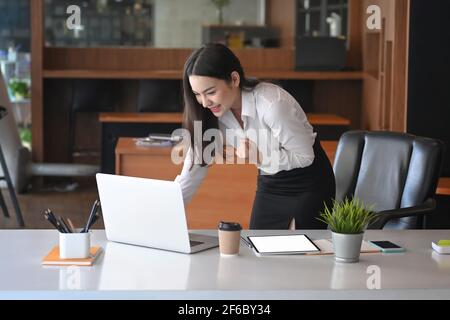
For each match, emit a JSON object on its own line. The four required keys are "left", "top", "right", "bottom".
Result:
{"left": 72, "top": 79, "right": 116, "bottom": 112}
{"left": 333, "top": 131, "right": 444, "bottom": 228}
{"left": 137, "top": 80, "right": 182, "bottom": 112}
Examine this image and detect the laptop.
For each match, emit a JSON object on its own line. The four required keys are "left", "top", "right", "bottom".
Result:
{"left": 96, "top": 173, "right": 219, "bottom": 254}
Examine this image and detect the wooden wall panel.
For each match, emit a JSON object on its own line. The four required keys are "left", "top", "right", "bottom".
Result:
{"left": 347, "top": 0, "right": 363, "bottom": 70}
{"left": 391, "top": 0, "right": 409, "bottom": 132}
{"left": 382, "top": 41, "right": 393, "bottom": 129}
{"left": 44, "top": 48, "right": 193, "bottom": 71}
{"left": 44, "top": 47, "right": 294, "bottom": 72}
{"left": 361, "top": 0, "right": 409, "bottom": 132}
{"left": 30, "top": 0, "right": 44, "bottom": 162}
{"left": 266, "top": 0, "right": 295, "bottom": 48}
{"left": 313, "top": 81, "right": 362, "bottom": 130}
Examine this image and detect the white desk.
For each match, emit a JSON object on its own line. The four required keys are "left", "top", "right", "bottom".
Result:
{"left": 1, "top": 229, "right": 450, "bottom": 300}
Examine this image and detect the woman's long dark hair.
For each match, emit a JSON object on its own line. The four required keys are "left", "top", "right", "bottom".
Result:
{"left": 182, "top": 43, "right": 259, "bottom": 167}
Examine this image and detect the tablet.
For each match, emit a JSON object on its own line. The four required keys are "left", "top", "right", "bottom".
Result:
{"left": 247, "top": 234, "right": 320, "bottom": 255}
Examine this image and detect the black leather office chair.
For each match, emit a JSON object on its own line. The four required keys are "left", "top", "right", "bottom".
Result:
{"left": 333, "top": 131, "right": 445, "bottom": 229}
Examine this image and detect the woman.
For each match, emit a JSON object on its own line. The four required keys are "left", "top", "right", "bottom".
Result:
{"left": 175, "top": 43, "right": 335, "bottom": 229}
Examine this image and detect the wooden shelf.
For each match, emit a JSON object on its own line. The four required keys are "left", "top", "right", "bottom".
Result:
{"left": 99, "top": 112, "right": 350, "bottom": 126}
{"left": 99, "top": 112, "right": 183, "bottom": 123}
{"left": 248, "top": 71, "right": 364, "bottom": 80}
{"left": 43, "top": 69, "right": 364, "bottom": 80}
{"left": 43, "top": 69, "right": 183, "bottom": 79}
{"left": 307, "top": 114, "right": 350, "bottom": 126}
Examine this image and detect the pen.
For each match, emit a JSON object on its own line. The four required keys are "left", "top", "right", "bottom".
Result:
{"left": 86, "top": 203, "right": 101, "bottom": 232}
{"left": 82, "top": 199, "right": 99, "bottom": 233}
{"left": 56, "top": 215, "right": 71, "bottom": 233}
{"left": 49, "top": 210, "right": 71, "bottom": 233}
{"left": 55, "top": 220, "right": 67, "bottom": 233}
{"left": 44, "top": 210, "right": 61, "bottom": 231}
{"left": 67, "top": 218, "right": 76, "bottom": 232}
{"left": 60, "top": 217, "right": 73, "bottom": 233}
{"left": 48, "top": 209, "right": 72, "bottom": 233}
{"left": 86, "top": 212, "right": 100, "bottom": 231}
{"left": 45, "top": 209, "right": 66, "bottom": 233}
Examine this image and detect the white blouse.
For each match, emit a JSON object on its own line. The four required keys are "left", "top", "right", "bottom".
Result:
{"left": 174, "top": 82, "right": 317, "bottom": 204}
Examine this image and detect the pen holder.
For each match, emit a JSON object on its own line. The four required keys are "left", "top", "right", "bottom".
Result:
{"left": 59, "top": 230, "right": 90, "bottom": 259}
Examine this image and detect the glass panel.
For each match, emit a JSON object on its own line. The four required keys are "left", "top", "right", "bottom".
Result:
{"left": 298, "top": 0, "right": 325, "bottom": 10}
{"left": 297, "top": 0, "right": 348, "bottom": 38}
{"left": 0, "top": 0, "right": 30, "bottom": 52}
{"left": 45, "top": 0, "right": 154, "bottom": 47}
{"left": 0, "top": 0, "right": 31, "bottom": 87}
{"left": 44, "top": 0, "right": 270, "bottom": 48}
{"left": 0, "top": 0, "right": 31, "bottom": 140}
{"left": 326, "top": 8, "right": 347, "bottom": 37}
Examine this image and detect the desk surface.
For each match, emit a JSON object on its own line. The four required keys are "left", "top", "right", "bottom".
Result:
{"left": 1, "top": 229, "right": 450, "bottom": 300}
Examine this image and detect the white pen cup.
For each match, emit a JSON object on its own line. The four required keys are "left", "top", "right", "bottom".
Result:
{"left": 59, "top": 230, "right": 90, "bottom": 259}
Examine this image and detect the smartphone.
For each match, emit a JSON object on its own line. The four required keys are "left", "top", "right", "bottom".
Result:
{"left": 369, "top": 241, "right": 405, "bottom": 253}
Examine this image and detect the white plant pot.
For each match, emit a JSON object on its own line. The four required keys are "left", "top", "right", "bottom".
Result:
{"left": 332, "top": 232, "right": 364, "bottom": 263}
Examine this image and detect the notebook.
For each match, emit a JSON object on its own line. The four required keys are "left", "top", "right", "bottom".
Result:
{"left": 42, "top": 246, "right": 103, "bottom": 266}
{"left": 307, "top": 239, "right": 381, "bottom": 256}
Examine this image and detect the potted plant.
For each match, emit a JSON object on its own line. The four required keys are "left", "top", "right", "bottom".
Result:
{"left": 8, "top": 79, "right": 30, "bottom": 100}
{"left": 318, "top": 198, "right": 378, "bottom": 263}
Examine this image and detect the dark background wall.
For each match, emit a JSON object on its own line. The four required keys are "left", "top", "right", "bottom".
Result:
{"left": 407, "top": 0, "right": 450, "bottom": 177}
{"left": 408, "top": 0, "right": 450, "bottom": 228}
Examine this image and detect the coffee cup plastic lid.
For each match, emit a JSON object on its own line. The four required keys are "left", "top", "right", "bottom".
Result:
{"left": 218, "top": 221, "right": 242, "bottom": 231}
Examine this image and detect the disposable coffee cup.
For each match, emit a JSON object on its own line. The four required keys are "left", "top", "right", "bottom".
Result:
{"left": 59, "top": 230, "right": 90, "bottom": 259}
{"left": 218, "top": 221, "right": 242, "bottom": 256}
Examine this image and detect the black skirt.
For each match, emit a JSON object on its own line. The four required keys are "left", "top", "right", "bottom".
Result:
{"left": 249, "top": 138, "right": 336, "bottom": 230}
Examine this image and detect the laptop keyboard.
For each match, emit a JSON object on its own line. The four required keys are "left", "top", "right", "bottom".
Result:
{"left": 190, "top": 240, "right": 203, "bottom": 247}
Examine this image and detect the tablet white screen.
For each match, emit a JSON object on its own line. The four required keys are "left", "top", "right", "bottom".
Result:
{"left": 248, "top": 234, "right": 319, "bottom": 254}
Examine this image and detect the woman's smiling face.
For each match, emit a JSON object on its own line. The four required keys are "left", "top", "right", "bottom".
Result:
{"left": 189, "top": 72, "right": 240, "bottom": 118}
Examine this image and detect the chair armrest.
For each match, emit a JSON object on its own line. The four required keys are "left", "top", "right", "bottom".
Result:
{"left": 370, "top": 198, "right": 436, "bottom": 229}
